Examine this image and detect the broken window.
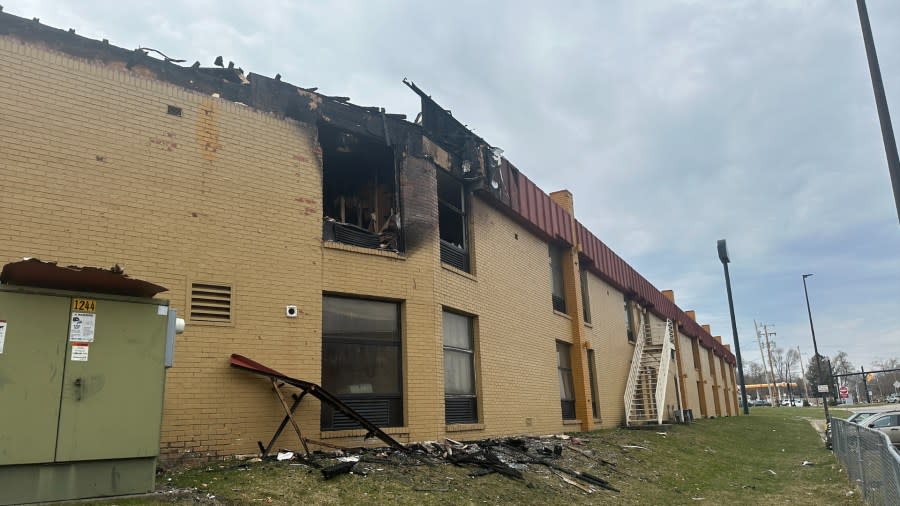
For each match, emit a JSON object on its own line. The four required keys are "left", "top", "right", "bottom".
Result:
{"left": 438, "top": 170, "right": 469, "bottom": 271}
{"left": 443, "top": 310, "right": 477, "bottom": 424}
{"left": 587, "top": 349, "right": 599, "bottom": 419}
{"left": 557, "top": 341, "right": 576, "bottom": 420}
{"left": 321, "top": 296, "right": 402, "bottom": 430}
{"left": 549, "top": 245, "right": 566, "bottom": 313}
{"left": 320, "top": 125, "right": 400, "bottom": 251}
{"left": 580, "top": 268, "right": 591, "bottom": 324}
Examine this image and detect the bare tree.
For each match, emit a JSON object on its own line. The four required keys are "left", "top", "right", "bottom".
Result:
{"left": 870, "top": 357, "right": 900, "bottom": 400}
{"left": 831, "top": 351, "right": 855, "bottom": 376}
{"left": 744, "top": 361, "right": 768, "bottom": 385}
{"left": 771, "top": 347, "right": 800, "bottom": 401}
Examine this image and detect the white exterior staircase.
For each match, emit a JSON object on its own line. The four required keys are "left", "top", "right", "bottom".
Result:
{"left": 625, "top": 318, "right": 676, "bottom": 426}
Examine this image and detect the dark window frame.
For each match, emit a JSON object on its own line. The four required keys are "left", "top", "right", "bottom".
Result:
{"left": 624, "top": 298, "right": 635, "bottom": 342}
{"left": 321, "top": 295, "right": 403, "bottom": 430}
{"left": 550, "top": 245, "right": 567, "bottom": 313}
{"left": 557, "top": 341, "right": 576, "bottom": 420}
{"left": 587, "top": 349, "right": 600, "bottom": 419}
{"left": 438, "top": 171, "right": 470, "bottom": 272}
{"left": 443, "top": 310, "right": 478, "bottom": 424}
{"left": 580, "top": 268, "right": 591, "bottom": 324}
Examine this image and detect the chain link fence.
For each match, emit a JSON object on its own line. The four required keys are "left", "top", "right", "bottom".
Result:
{"left": 831, "top": 418, "right": 900, "bottom": 505}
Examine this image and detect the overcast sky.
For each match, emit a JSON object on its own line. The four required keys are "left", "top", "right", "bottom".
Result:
{"left": 8, "top": 0, "right": 899, "bottom": 375}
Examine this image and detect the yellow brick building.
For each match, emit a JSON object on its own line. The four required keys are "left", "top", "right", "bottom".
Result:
{"left": 0, "top": 12, "right": 740, "bottom": 465}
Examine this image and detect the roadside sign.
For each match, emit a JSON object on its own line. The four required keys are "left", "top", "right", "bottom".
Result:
{"left": 818, "top": 384, "right": 830, "bottom": 394}
{"left": 839, "top": 386, "right": 849, "bottom": 399}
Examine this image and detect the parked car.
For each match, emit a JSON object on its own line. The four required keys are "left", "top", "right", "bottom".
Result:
{"left": 848, "top": 411, "right": 878, "bottom": 424}
{"left": 862, "top": 411, "right": 900, "bottom": 445}
{"left": 887, "top": 394, "right": 900, "bottom": 403}
{"left": 781, "top": 398, "right": 804, "bottom": 407}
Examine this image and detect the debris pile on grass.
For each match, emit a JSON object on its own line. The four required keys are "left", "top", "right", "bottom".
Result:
{"left": 264, "top": 434, "right": 623, "bottom": 495}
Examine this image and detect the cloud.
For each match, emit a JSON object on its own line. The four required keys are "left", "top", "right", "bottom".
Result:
{"left": 5, "top": 0, "right": 899, "bottom": 368}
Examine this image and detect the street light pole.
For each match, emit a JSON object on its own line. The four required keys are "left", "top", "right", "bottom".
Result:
{"left": 717, "top": 240, "right": 749, "bottom": 415}
{"left": 802, "top": 274, "right": 830, "bottom": 441}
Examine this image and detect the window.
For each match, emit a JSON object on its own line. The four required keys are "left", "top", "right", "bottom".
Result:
{"left": 549, "top": 245, "right": 566, "bottom": 313}
{"left": 557, "top": 341, "right": 576, "bottom": 420}
{"left": 443, "top": 311, "right": 477, "bottom": 424}
{"left": 321, "top": 296, "right": 402, "bottom": 430}
{"left": 189, "top": 282, "right": 232, "bottom": 324}
{"left": 580, "top": 268, "right": 591, "bottom": 324}
{"left": 691, "top": 337, "right": 702, "bottom": 370}
{"left": 624, "top": 298, "right": 635, "bottom": 342}
{"left": 871, "top": 415, "right": 898, "bottom": 428}
{"left": 587, "top": 349, "right": 599, "bottom": 419}
{"left": 438, "top": 171, "right": 470, "bottom": 272}
{"left": 320, "top": 125, "right": 401, "bottom": 251}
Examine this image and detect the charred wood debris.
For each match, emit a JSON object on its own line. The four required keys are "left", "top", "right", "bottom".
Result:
{"left": 260, "top": 434, "right": 621, "bottom": 495}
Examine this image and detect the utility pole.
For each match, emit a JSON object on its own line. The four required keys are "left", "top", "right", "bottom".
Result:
{"left": 754, "top": 320, "right": 776, "bottom": 404}
{"left": 861, "top": 366, "right": 872, "bottom": 403}
{"left": 856, "top": 0, "right": 900, "bottom": 225}
{"left": 762, "top": 324, "right": 780, "bottom": 405}
{"left": 802, "top": 273, "right": 829, "bottom": 445}
{"left": 797, "top": 346, "right": 811, "bottom": 403}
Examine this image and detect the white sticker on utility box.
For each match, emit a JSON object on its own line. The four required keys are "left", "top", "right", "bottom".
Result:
{"left": 71, "top": 342, "right": 89, "bottom": 361}
{"left": 69, "top": 312, "right": 96, "bottom": 342}
{"left": 0, "top": 320, "right": 7, "bottom": 354}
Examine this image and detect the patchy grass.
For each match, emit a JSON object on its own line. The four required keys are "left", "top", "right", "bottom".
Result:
{"left": 76, "top": 407, "right": 860, "bottom": 505}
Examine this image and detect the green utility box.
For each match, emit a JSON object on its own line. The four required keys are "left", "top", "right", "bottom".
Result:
{"left": 0, "top": 282, "right": 174, "bottom": 505}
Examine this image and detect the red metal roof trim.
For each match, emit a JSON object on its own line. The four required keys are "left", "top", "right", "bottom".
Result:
{"left": 484, "top": 161, "right": 735, "bottom": 365}
{"left": 493, "top": 159, "right": 574, "bottom": 246}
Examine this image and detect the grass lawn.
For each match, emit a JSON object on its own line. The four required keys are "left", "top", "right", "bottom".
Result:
{"left": 79, "top": 407, "right": 860, "bottom": 505}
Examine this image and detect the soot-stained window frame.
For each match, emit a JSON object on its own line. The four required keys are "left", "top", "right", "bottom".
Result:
{"left": 319, "top": 124, "right": 402, "bottom": 252}
{"left": 438, "top": 170, "right": 470, "bottom": 272}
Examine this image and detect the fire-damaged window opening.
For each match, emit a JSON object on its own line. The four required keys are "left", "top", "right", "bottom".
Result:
{"left": 549, "top": 245, "right": 567, "bottom": 313}
{"left": 321, "top": 296, "right": 403, "bottom": 430}
{"left": 443, "top": 310, "right": 478, "bottom": 424}
{"left": 319, "top": 124, "right": 400, "bottom": 251}
{"left": 557, "top": 341, "right": 576, "bottom": 420}
{"left": 438, "top": 170, "right": 469, "bottom": 272}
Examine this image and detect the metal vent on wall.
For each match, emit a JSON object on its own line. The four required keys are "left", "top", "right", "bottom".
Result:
{"left": 190, "top": 282, "right": 232, "bottom": 323}
{"left": 322, "top": 397, "right": 401, "bottom": 430}
{"left": 445, "top": 397, "right": 477, "bottom": 424}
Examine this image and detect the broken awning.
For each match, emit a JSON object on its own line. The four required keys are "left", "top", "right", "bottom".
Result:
{"left": 0, "top": 258, "right": 167, "bottom": 297}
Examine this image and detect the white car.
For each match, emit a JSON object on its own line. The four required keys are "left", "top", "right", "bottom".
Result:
{"left": 781, "top": 398, "right": 804, "bottom": 407}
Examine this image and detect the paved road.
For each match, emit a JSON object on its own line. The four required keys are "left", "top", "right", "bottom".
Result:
{"left": 844, "top": 403, "right": 899, "bottom": 414}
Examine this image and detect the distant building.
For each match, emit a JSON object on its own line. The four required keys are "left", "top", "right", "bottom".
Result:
{"left": 0, "top": 10, "right": 739, "bottom": 465}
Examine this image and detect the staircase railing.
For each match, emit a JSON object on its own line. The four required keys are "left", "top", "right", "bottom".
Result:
{"left": 623, "top": 323, "right": 646, "bottom": 426}
{"left": 654, "top": 319, "right": 675, "bottom": 424}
